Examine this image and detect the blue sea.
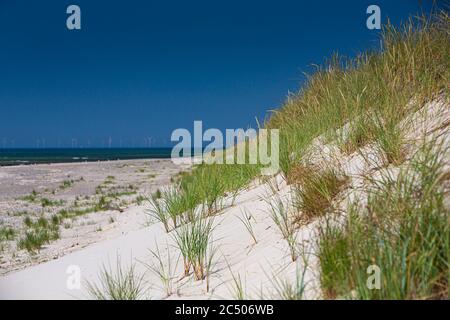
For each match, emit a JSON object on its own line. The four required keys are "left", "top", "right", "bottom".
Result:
{"left": 0, "top": 148, "right": 174, "bottom": 166}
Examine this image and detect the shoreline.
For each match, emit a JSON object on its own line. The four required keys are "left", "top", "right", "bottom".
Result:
{"left": 0, "top": 147, "right": 175, "bottom": 167}
{"left": 0, "top": 157, "right": 172, "bottom": 169}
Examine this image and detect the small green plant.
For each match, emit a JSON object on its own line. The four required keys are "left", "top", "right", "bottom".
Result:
{"left": 7, "top": 210, "right": 29, "bottom": 217}
{"left": 203, "top": 175, "right": 225, "bottom": 216}
{"left": 293, "top": 167, "right": 347, "bottom": 223}
{"left": 18, "top": 227, "right": 59, "bottom": 253}
{"left": 18, "top": 216, "right": 60, "bottom": 253}
{"left": 95, "top": 185, "right": 103, "bottom": 194}
{"left": 179, "top": 183, "right": 202, "bottom": 223}
{"left": 162, "top": 187, "right": 185, "bottom": 229}
{"left": 0, "top": 226, "right": 16, "bottom": 241}
{"left": 148, "top": 197, "right": 170, "bottom": 232}
{"left": 170, "top": 162, "right": 260, "bottom": 225}
{"left": 224, "top": 257, "right": 245, "bottom": 300}
{"left": 172, "top": 217, "right": 215, "bottom": 280}
{"left": 94, "top": 195, "right": 111, "bottom": 211}
{"left": 230, "top": 271, "right": 245, "bottom": 300}
{"left": 146, "top": 242, "right": 178, "bottom": 297}
{"left": 261, "top": 175, "right": 280, "bottom": 195}
{"left": 41, "top": 198, "right": 64, "bottom": 207}
{"left": 340, "top": 112, "right": 377, "bottom": 154}
{"left": 267, "top": 196, "right": 298, "bottom": 261}
{"left": 267, "top": 196, "right": 293, "bottom": 239}
{"left": 41, "top": 198, "right": 52, "bottom": 207}
{"left": 152, "top": 189, "right": 162, "bottom": 200}
{"left": 59, "top": 179, "right": 74, "bottom": 190}
{"left": 267, "top": 263, "right": 307, "bottom": 300}
{"left": 373, "top": 113, "right": 406, "bottom": 165}
{"left": 135, "top": 195, "right": 145, "bottom": 205}
{"left": 19, "top": 190, "right": 39, "bottom": 203}
{"left": 51, "top": 215, "right": 61, "bottom": 226}
{"left": 205, "top": 244, "right": 217, "bottom": 293}
{"left": 23, "top": 216, "right": 33, "bottom": 228}
{"left": 85, "top": 259, "right": 146, "bottom": 300}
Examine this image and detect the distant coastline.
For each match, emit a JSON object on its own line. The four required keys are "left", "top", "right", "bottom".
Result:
{"left": 0, "top": 148, "right": 174, "bottom": 166}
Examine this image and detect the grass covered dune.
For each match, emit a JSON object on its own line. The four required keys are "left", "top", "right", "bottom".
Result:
{"left": 148, "top": 12, "right": 449, "bottom": 300}
{"left": 161, "top": 12, "right": 450, "bottom": 222}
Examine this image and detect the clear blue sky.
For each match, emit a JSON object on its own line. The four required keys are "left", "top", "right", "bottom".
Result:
{"left": 0, "top": 0, "right": 440, "bottom": 147}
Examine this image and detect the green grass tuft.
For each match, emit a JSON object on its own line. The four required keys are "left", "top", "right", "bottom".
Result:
{"left": 172, "top": 216, "right": 215, "bottom": 280}
{"left": 318, "top": 141, "right": 449, "bottom": 299}
{"left": 85, "top": 259, "right": 146, "bottom": 300}
{"left": 293, "top": 167, "right": 348, "bottom": 223}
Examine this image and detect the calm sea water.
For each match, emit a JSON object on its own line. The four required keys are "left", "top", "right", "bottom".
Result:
{"left": 0, "top": 148, "right": 174, "bottom": 166}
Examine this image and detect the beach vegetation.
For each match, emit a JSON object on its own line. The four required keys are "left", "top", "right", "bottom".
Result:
{"left": 40, "top": 197, "right": 65, "bottom": 207}
{"left": 267, "top": 263, "right": 307, "bottom": 300}
{"left": 148, "top": 196, "right": 170, "bottom": 232}
{"left": 18, "top": 216, "right": 60, "bottom": 253}
{"left": 152, "top": 189, "right": 162, "bottom": 200}
{"left": 266, "top": 195, "right": 298, "bottom": 262}
{"left": 229, "top": 271, "right": 245, "bottom": 300}
{"left": 23, "top": 216, "right": 33, "bottom": 228}
{"left": 60, "top": 179, "right": 74, "bottom": 190}
{"left": 0, "top": 226, "right": 16, "bottom": 243}
{"left": 18, "top": 190, "right": 39, "bottom": 203}
{"left": 135, "top": 195, "right": 145, "bottom": 205}
{"left": 172, "top": 216, "right": 215, "bottom": 280}
{"left": 145, "top": 242, "right": 178, "bottom": 297}
{"left": 292, "top": 166, "right": 348, "bottom": 223}
{"left": 153, "top": 162, "right": 259, "bottom": 231}
{"left": 7, "top": 210, "right": 29, "bottom": 217}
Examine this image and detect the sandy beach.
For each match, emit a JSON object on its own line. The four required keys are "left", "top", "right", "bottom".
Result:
{"left": 0, "top": 159, "right": 190, "bottom": 275}
{"left": 0, "top": 169, "right": 322, "bottom": 300}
